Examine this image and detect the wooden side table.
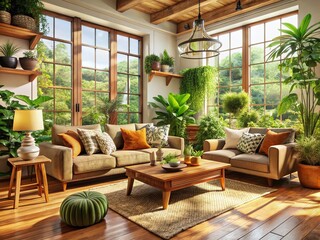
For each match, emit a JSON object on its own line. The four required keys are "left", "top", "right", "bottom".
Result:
{"left": 8, "top": 155, "right": 51, "bottom": 209}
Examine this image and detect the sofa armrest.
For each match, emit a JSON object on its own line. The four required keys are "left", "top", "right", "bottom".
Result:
{"left": 203, "top": 139, "right": 225, "bottom": 152}
{"left": 39, "top": 142, "right": 73, "bottom": 182}
{"left": 168, "top": 136, "right": 184, "bottom": 154}
{"left": 268, "top": 142, "right": 298, "bottom": 179}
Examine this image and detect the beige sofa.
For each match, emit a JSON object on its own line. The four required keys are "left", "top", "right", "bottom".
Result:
{"left": 39, "top": 123, "right": 184, "bottom": 191}
{"left": 202, "top": 128, "right": 298, "bottom": 186}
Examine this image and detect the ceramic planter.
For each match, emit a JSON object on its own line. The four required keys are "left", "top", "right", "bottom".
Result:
{"left": 191, "top": 156, "right": 201, "bottom": 166}
{"left": 151, "top": 61, "right": 161, "bottom": 71}
{"left": 161, "top": 64, "right": 170, "bottom": 72}
{"left": 0, "top": 56, "right": 18, "bottom": 68}
{"left": 19, "top": 57, "right": 37, "bottom": 70}
{"left": 297, "top": 163, "right": 320, "bottom": 189}
{"left": 184, "top": 155, "right": 191, "bottom": 165}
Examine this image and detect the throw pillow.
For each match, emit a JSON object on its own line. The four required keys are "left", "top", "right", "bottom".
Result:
{"left": 237, "top": 132, "right": 265, "bottom": 154}
{"left": 223, "top": 127, "right": 250, "bottom": 149}
{"left": 146, "top": 125, "right": 170, "bottom": 147}
{"left": 259, "top": 129, "right": 291, "bottom": 156}
{"left": 77, "top": 128, "right": 102, "bottom": 155}
{"left": 95, "top": 132, "right": 117, "bottom": 155}
{"left": 58, "top": 131, "right": 83, "bottom": 158}
{"left": 121, "top": 128, "right": 151, "bottom": 150}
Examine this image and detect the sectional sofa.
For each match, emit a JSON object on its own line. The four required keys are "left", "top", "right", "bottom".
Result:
{"left": 39, "top": 123, "right": 184, "bottom": 191}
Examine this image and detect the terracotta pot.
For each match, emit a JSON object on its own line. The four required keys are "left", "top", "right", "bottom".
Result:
{"left": 297, "top": 163, "right": 320, "bottom": 189}
{"left": 0, "top": 56, "right": 18, "bottom": 68}
{"left": 151, "top": 61, "right": 160, "bottom": 71}
{"left": 19, "top": 57, "right": 37, "bottom": 70}
{"left": 184, "top": 155, "right": 191, "bottom": 165}
{"left": 191, "top": 156, "right": 201, "bottom": 166}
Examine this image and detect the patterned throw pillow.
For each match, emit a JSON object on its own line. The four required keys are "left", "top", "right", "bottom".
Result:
{"left": 95, "top": 132, "right": 117, "bottom": 155}
{"left": 146, "top": 125, "right": 170, "bottom": 147}
{"left": 77, "top": 128, "right": 102, "bottom": 155}
{"left": 237, "top": 132, "right": 265, "bottom": 154}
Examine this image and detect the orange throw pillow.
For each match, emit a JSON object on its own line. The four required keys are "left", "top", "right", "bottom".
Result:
{"left": 121, "top": 128, "right": 151, "bottom": 150}
{"left": 58, "top": 130, "right": 84, "bottom": 158}
{"left": 259, "top": 129, "right": 291, "bottom": 156}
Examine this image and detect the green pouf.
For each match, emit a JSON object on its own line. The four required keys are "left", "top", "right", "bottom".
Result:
{"left": 60, "top": 191, "right": 108, "bottom": 227}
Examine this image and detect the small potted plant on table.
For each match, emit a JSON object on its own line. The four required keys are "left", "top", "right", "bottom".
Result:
{"left": 191, "top": 150, "right": 204, "bottom": 166}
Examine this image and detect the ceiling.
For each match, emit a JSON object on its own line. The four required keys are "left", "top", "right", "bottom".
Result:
{"left": 116, "top": 0, "right": 283, "bottom": 34}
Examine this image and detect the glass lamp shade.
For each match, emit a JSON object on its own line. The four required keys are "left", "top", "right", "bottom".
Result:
{"left": 13, "top": 110, "right": 44, "bottom": 160}
{"left": 178, "top": 18, "right": 222, "bottom": 59}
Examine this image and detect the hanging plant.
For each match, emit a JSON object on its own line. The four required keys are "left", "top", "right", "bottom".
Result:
{"left": 180, "top": 66, "right": 217, "bottom": 112}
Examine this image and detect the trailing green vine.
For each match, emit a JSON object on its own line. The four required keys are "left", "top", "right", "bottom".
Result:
{"left": 180, "top": 66, "right": 217, "bottom": 112}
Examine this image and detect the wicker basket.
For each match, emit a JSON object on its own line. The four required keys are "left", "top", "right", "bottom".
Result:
{"left": 12, "top": 15, "right": 37, "bottom": 32}
{"left": 0, "top": 11, "right": 11, "bottom": 24}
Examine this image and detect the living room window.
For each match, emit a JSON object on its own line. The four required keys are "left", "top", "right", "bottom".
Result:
{"left": 38, "top": 11, "right": 143, "bottom": 127}
{"left": 207, "top": 12, "right": 297, "bottom": 118}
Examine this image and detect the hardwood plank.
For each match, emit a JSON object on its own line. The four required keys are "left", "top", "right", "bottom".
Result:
{"left": 116, "top": 0, "right": 142, "bottom": 12}
{"left": 260, "top": 232, "right": 283, "bottom": 240}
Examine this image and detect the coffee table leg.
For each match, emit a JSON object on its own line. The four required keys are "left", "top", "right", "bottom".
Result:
{"left": 220, "top": 169, "right": 226, "bottom": 190}
{"left": 162, "top": 191, "right": 171, "bottom": 209}
{"left": 127, "top": 177, "right": 134, "bottom": 196}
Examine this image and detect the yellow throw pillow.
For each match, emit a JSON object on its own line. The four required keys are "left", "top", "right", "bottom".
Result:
{"left": 58, "top": 131, "right": 83, "bottom": 158}
{"left": 121, "top": 128, "right": 151, "bottom": 150}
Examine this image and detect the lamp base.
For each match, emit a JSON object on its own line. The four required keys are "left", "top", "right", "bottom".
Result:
{"left": 17, "top": 132, "right": 39, "bottom": 160}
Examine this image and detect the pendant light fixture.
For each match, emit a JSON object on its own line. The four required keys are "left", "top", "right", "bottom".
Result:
{"left": 178, "top": 0, "right": 222, "bottom": 59}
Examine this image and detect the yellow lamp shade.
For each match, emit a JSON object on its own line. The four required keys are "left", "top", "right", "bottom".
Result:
{"left": 13, "top": 109, "right": 44, "bottom": 131}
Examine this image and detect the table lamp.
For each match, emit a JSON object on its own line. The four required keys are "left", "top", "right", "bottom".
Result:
{"left": 13, "top": 109, "right": 44, "bottom": 160}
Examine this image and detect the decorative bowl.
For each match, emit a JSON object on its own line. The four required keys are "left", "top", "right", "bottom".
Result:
{"left": 169, "top": 161, "right": 180, "bottom": 167}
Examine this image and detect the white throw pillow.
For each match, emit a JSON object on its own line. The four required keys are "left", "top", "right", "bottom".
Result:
{"left": 96, "top": 132, "right": 117, "bottom": 155}
{"left": 223, "top": 127, "right": 250, "bottom": 149}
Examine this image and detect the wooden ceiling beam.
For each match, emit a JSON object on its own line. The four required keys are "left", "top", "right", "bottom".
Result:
{"left": 151, "top": 0, "right": 215, "bottom": 25}
{"left": 116, "top": 0, "right": 141, "bottom": 12}
{"left": 177, "top": 0, "right": 282, "bottom": 34}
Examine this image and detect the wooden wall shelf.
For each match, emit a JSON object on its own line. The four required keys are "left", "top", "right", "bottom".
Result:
{"left": 148, "top": 70, "right": 182, "bottom": 86}
{"left": 0, "top": 67, "right": 41, "bottom": 82}
{"left": 0, "top": 23, "right": 43, "bottom": 50}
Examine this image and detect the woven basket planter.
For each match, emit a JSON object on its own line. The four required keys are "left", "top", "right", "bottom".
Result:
{"left": 0, "top": 11, "right": 11, "bottom": 24}
{"left": 12, "top": 15, "right": 37, "bottom": 32}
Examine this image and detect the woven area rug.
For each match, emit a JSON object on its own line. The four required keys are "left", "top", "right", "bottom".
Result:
{"left": 91, "top": 179, "right": 276, "bottom": 239}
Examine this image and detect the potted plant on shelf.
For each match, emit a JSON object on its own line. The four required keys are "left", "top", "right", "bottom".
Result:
{"left": 0, "top": 41, "right": 20, "bottom": 69}
{"left": 0, "top": 0, "right": 11, "bottom": 24}
{"left": 11, "top": 0, "right": 48, "bottom": 33}
{"left": 19, "top": 50, "right": 37, "bottom": 70}
{"left": 160, "top": 49, "right": 174, "bottom": 72}
{"left": 144, "top": 54, "right": 160, "bottom": 74}
{"left": 295, "top": 136, "right": 320, "bottom": 189}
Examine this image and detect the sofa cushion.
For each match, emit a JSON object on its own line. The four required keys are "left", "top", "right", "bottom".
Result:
{"left": 96, "top": 132, "right": 117, "bottom": 155}
{"left": 237, "top": 132, "right": 264, "bottom": 154}
{"left": 77, "top": 128, "right": 102, "bottom": 155}
{"left": 249, "top": 128, "right": 295, "bottom": 143}
{"left": 111, "top": 150, "right": 150, "bottom": 167}
{"left": 223, "top": 127, "right": 250, "bottom": 149}
{"left": 258, "top": 129, "right": 291, "bottom": 156}
{"left": 121, "top": 128, "right": 151, "bottom": 150}
{"left": 230, "top": 154, "right": 269, "bottom": 173}
{"left": 58, "top": 132, "right": 83, "bottom": 158}
{"left": 146, "top": 125, "right": 170, "bottom": 147}
{"left": 202, "top": 149, "right": 242, "bottom": 163}
{"left": 105, "top": 123, "right": 135, "bottom": 149}
{"left": 135, "top": 123, "right": 153, "bottom": 130}
{"left": 52, "top": 124, "right": 101, "bottom": 145}
{"left": 73, "top": 154, "right": 116, "bottom": 174}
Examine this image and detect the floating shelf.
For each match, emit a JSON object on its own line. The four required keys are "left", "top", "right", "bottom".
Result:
{"left": 0, "top": 23, "right": 43, "bottom": 50}
{"left": 0, "top": 67, "right": 42, "bottom": 82}
{"left": 148, "top": 70, "right": 182, "bottom": 86}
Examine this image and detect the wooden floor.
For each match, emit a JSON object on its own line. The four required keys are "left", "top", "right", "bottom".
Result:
{"left": 0, "top": 171, "right": 319, "bottom": 240}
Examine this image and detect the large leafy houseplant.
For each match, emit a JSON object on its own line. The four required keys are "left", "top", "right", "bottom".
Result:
{"left": 150, "top": 93, "right": 196, "bottom": 137}
{"left": 0, "top": 86, "right": 53, "bottom": 158}
{"left": 268, "top": 13, "right": 320, "bottom": 137}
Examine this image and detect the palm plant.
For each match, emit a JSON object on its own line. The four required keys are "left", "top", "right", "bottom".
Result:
{"left": 0, "top": 41, "right": 20, "bottom": 57}
{"left": 268, "top": 14, "right": 320, "bottom": 137}
{"left": 150, "top": 93, "right": 196, "bottom": 137}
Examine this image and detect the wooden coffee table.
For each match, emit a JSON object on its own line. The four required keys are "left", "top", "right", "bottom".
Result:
{"left": 125, "top": 159, "right": 231, "bottom": 209}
